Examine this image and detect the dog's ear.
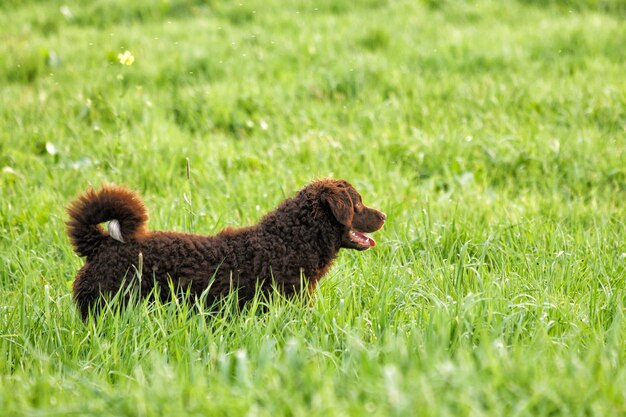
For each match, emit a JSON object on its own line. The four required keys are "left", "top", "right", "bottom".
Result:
{"left": 323, "top": 189, "right": 353, "bottom": 227}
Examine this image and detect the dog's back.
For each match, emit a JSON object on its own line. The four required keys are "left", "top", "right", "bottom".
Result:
{"left": 67, "top": 186, "right": 266, "bottom": 318}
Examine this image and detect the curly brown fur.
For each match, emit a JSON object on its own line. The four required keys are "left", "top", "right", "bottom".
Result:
{"left": 67, "top": 179, "right": 386, "bottom": 319}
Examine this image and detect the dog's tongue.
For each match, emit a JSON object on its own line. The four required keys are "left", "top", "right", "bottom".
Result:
{"left": 354, "top": 231, "right": 376, "bottom": 247}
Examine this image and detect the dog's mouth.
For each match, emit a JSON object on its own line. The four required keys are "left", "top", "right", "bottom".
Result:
{"left": 344, "top": 229, "right": 376, "bottom": 251}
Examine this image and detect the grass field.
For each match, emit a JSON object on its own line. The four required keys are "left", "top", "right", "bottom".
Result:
{"left": 1, "top": 0, "right": 625, "bottom": 415}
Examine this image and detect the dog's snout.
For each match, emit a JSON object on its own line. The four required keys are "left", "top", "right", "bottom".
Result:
{"left": 379, "top": 211, "right": 387, "bottom": 221}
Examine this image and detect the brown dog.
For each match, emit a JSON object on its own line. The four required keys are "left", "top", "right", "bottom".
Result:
{"left": 67, "top": 179, "right": 386, "bottom": 319}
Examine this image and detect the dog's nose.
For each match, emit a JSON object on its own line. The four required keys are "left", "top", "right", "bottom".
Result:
{"left": 380, "top": 212, "right": 387, "bottom": 221}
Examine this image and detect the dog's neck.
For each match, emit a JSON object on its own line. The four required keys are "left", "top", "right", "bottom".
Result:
{"left": 259, "top": 196, "right": 342, "bottom": 257}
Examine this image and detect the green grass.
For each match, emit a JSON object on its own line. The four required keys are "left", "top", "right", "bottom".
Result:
{"left": 1, "top": 0, "right": 625, "bottom": 415}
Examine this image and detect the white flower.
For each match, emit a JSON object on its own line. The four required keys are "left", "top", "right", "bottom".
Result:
{"left": 118, "top": 50, "right": 135, "bottom": 66}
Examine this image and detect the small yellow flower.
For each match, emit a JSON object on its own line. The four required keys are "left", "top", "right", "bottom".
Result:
{"left": 118, "top": 50, "right": 135, "bottom": 66}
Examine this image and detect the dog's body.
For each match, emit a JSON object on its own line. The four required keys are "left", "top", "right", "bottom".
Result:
{"left": 67, "top": 179, "right": 385, "bottom": 319}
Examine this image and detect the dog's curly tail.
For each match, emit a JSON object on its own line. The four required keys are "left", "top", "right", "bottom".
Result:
{"left": 66, "top": 185, "right": 148, "bottom": 258}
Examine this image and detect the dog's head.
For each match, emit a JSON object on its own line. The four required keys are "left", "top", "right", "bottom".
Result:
{"left": 305, "top": 179, "right": 386, "bottom": 251}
